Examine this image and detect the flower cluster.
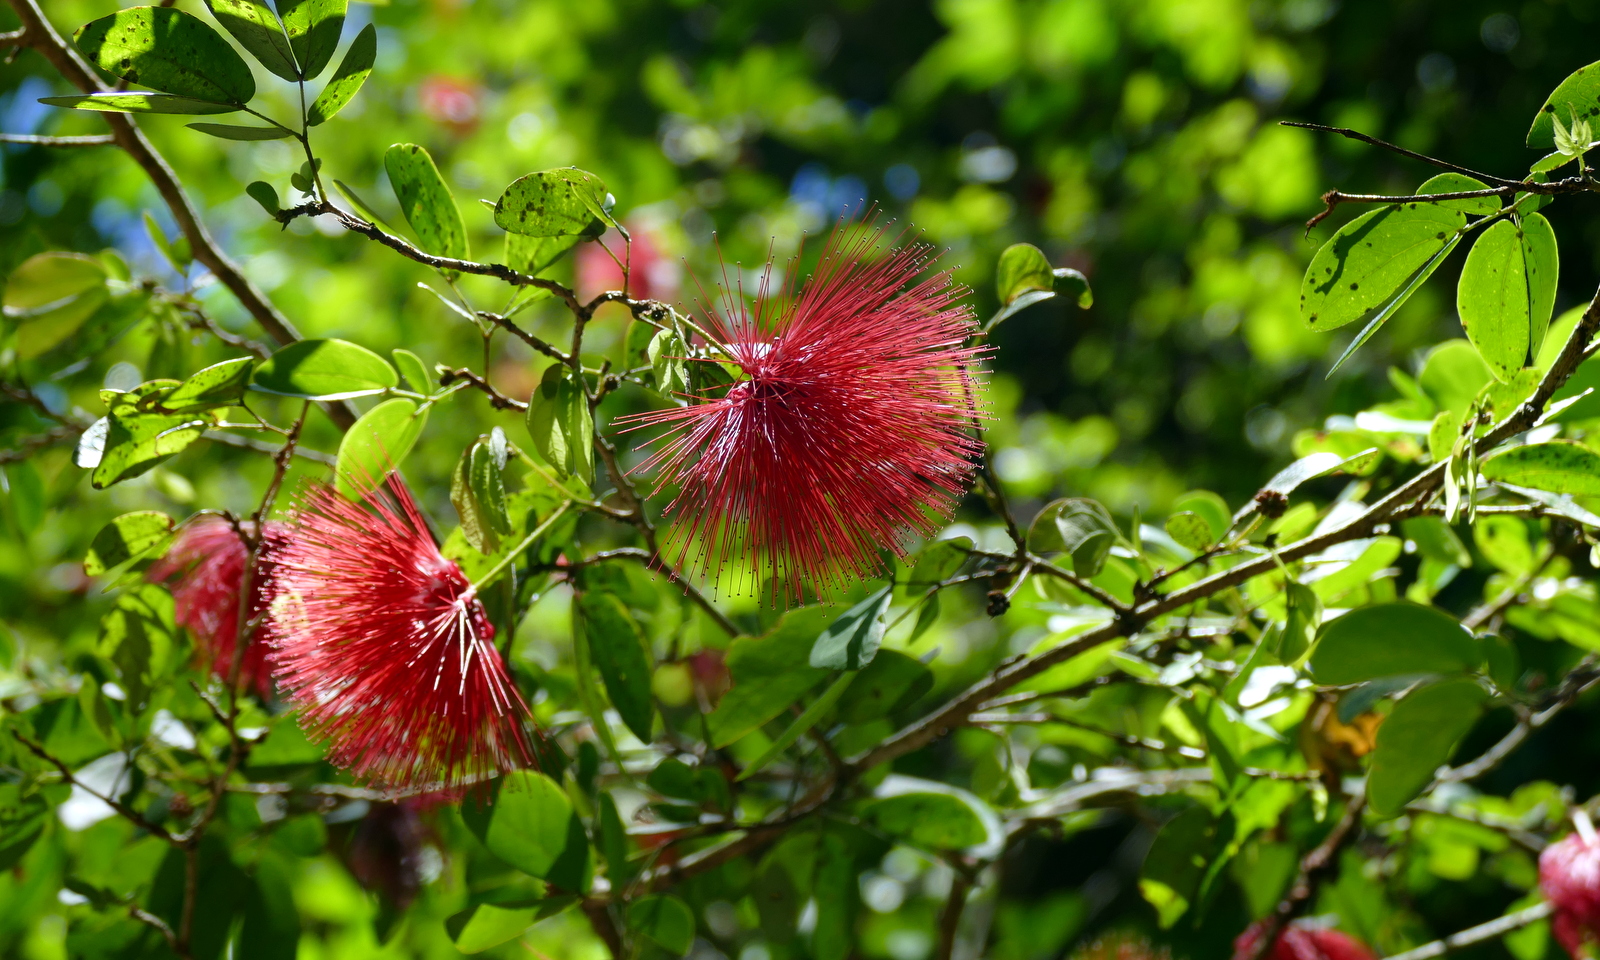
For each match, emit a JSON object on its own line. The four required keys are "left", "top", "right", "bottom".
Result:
{"left": 1231, "top": 922, "right": 1376, "bottom": 960}
{"left": 1542, "top": 828, "right": 1600, "bottom": 958}
{"left": 625, "top": 222, "right": 985, "bottom": 602}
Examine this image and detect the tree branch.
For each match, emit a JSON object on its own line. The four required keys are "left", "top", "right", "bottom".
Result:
{"left": 0, "top": 132, "right": 114, "bottom": 146}
{"left": 1381, "top": 902, "right": 1554, "bottom": 960}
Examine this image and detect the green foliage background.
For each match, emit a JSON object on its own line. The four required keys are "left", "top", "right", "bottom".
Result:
{"left": 7, "top": 1, "right": 1600, "bottom": 959}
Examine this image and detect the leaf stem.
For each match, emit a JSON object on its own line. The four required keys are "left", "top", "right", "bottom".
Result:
{"left": 467, "top": 500, "right": 572, "bottom": 593}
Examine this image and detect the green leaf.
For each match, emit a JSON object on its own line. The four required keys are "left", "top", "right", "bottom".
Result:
{"left": 1402, "top": 516, "right": 1472, "bottom": 568}
{"left": 1275, "top": 580, "right": 1321, "bottom": 664}
{"left": 450, "top": 904, "right": 538, "bottom": 954}
{"left": 1527, "top": 61, "right": 1600, "bottom": 148}
{"left": 99, "top": 583, "right": 176, "bottom": 712}
{"left": 1458, "top": 219, "right": 1531, "bottom": 382}
{"left": 38, "top": 92, "right": 240, "bottom": 114}
{"left": 93, "top": 396, "right": 211, "bottom": 489}
{"left": 277, "top": 0, "right": 345, "bottom": 80}
{"left": 84, "top": 511, "right": 174, "bottom": 575}
{"left": 451, "top": 440, "right": 511, "bottom": 553}
{"left": 809, "top": 586, "right": 891, "bottom": 670}
{"left": 1482, "top": 441, "right": 1600, "bottom": 495}
{"left": 384, "top": 143, "right": 469, "bottom": 262}
{"left": 1475, "top": 515, "right": 1535, "bottom": 575}
{"left": 307, "top": 23, "right": 374, "bottom": 125}
{"left": 250, "top": 338, "right": 396, "bottom": 400}
{"left": 163, "top": 357, "right": 254, "bottom": 410}
{"left": 705, "top": 607, "right": 833, "bottom": 748}
{"left": 238, "top": 854, "right": 301, "bottom": 960}
{"left": 74, "top": 7, "right": 255, "bottom": 104}
{"left": 1164, "top": 511, "right": 1212, "bottom": 552}
{"left": 246, "top": 181, "right": 281, "bottom": 216}
{"left": 996, "top": 242, "right": 1054, "bottom": 305}
{"left": 464, "top": 771, "right": 575, "bottom": 879}
{"left": 0, "top": 785, "right": 48, "bottom": 872}
{"left": 1054, "top": 266, "right": 1092, "bottom": 308}
{"left": 838, "top": 649, "right": 933, "bottom": 724}
{"left": 2, "top": 251, "right": 110, "bottom": 357}
{"left": 1310, "top": 602, "right": 1481, "bottom": 685}
{"left": 204, "top": 0, "right": 297, "bottom": 81}
{"left": 627, "top": 895, "right": 695, "bottom": 956}
{"left": 185, "top": 122, "right": 292, "bottom": 141}
{"left": 524, "top": 365, "right": 594, "bottom": 483}
{"left": 1522, "top": 212, "right": 1559, "bottom": 360}
{"left": 1139, "top": 806, "right": 1223, "bottom": 928}
{"left": 148, "top": 836, "right": 248, "bottom": 960}
{"left": 597, "top": 793, "right": 634, "bottom": 887}
{"left": 1029, "top": 497, "right": 1118, "bottom": 578}
{"left": 391, "top": 348, "right": 432, "bottom": 392}
{"left": 507, "top": 233, "right": 581, "bottom": 277}
{"left": 648, "top": 328, "right": 690, "bottom": 397}
{"left": 577, "top": 591, "right": 655, "bottom": 742}
{"left": 904, "top": 536, "right": 971, "bottom": 593}
{"left": 737, "top": 671, "right": 856, "bottom": 780}
{"left": 1421, "top": 340, "right": 1494, "bottom": 418}
{"left": 862, "top": 788, "right": 989, "bottom": 850}
{"left": 1301, "top": 202, "right": 1466, "bottom": 333}
{"left": 494, "top": 167, "right": 614, "bottom": 238}
{"left": 1368, "top": 677, "right": 1490, "bottom": 817}
{"left": 1416, "top": 173, "right": 1501, "bottom": 215}
{"left": 335, "top": 398, "right": 428, "bottom": 499}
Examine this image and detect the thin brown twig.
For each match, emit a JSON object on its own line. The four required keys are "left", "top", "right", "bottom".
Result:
{"left": 439, "top": 366, "right": 528, "bottom": 412}
{"left": 934, "top": 870, "right": 974, "bottom": 960}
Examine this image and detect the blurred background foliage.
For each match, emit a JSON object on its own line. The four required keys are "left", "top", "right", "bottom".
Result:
{"left": 5, "top": 0, "right": 1600, "bottom": 958}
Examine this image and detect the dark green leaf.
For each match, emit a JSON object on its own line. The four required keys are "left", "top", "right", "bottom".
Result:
{"left": 862, "top": 789, "right": 988, "bottom": 850}
{"left": 1523, "top": 212, "right": 1560, "bottom": 359}
{"left": 1029, "top": 497, "right": 1118, "bottom": 578}
{"left": 237, "top": 854, "right": 300, "bottom": 960}
{"left": 1054, "top": 266, "right": 1092, "bottom": 307}
{"left": 1310, "top": 602, "right": 1481, "bottom": 685}
{"left": 163, "top": 357, "right": 254, "bottom": 410}
{"left": 838, "top": 649, "right": 933, "bottom": 725}
{"left": 384, "top": 143, "right": 469, "bottom": 261}
{"left": 494, "top": 168, "right": 613, "bottom": 237}
{"left": 1482, "top": 441, "right": 1600, "bottom": 495}
{"left": 450, "top": 904, "right": 539, "bottom": 954}
{"left": 74, "top": 7, "right": 255, "bottom": 104}
{"left": 1276, "top": 580, "right": 1321, "bottom": 664}
{"left": 506, "top": 233, "right": 581, "bottom": 276}
{"left": 84, "top": 511, "right": 174, "bottom": 575}
{"left": 577, "top": 591, "right": 655, "bottom": 742}
{"left": 250, "top": 338, "right": 396, "bottom": 400}
{"left": 1402, "top": 516, "right": 1471, "bottom": 568}
{"left": 627, "top": 895, "right": 695, "bottom": 956}
{"left": 278, "top": 0, "right": 345, "bottom": 80}
{"left": 0, "top": 785, "right": 50, "bottom": 872}
{"left": 737, "top": 671, "right": 856, "bottom": 780}
{"left": 98, "top": 584, "right": 176, "bottom": 713}
{"left": 186, "top": 122, "right": 292, "bottom": 140}
{"left": 1301, "top": 202, "right": 1466, "bottom": 333}
{"left": 524, "top": 365, "right": 594, "bottom": 483}
{"left": 335, "top": 397, "right": 427, "bottom": 498}
{"left": 705, "top": 607, "right": 832, "bottom": 747}
{"left": 391, "top": 348, "right": 431, "bottom": 392}
{"left": 809, "top": 586, "right": 891, "bottom": 670}
{"left": 1458, "top": 219, "right": 1530, "bottom": 382}
{"left": 597, "top": 792, "right": 634, "bottom": 888}
{"left": 1416, "top": 173, "right": 1501, "bottom": 215}
{"left": 1139, "top": 806, "right": 1225, "bottom": 928}
{"left": 452, "top": 441, "right": 506, "bottom": 554}
{"left": 470, "top": 438, "right": 512, "bottom": 536}
{"left": 648, "top": 328, "right": 690, "bottom": 397}
{"left": 204, "top": 0, "right": 297, "bottom": 81}
{"left": 1527, "top": 61, "right": 1600, "bottom": 148}
{"left": 148, "top": 836, "right": 247, "bottom": 960}
{"left": 307, "top": 23, "right": 374, "bottom": 125}
{"left": 1368, "top": 677, "right": 1490, "bottom": 817}
{"left": 39, "top": 92, "right": 239, "bottom": 114}
{"left": 2, "top": 252, "right": 110, "bottom": 359}
{"left": 465, "top": 772, "right": 575, "bottom": 879}
{"left": 246, "top": 180, "right": 281, "bottom": 215}
{"left": 905, "top": 536, "right": 971, "bottom": 593}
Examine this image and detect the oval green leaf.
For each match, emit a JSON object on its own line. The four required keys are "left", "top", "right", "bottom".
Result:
{"left": 704, "top": 607, "right": 832, "bottom": 748}
{"left": 523, "top": 365, "right": 593, "bottom": 483}
{"left": 576, "top": 590, "right": 655, "bottom": 742}
{"left": 84, "top": 511, "right": 174, "bottom": 575}
{"left": 163, "top": 357, "right": 254, "bottom": 410}
{"left": 384, "top": 143, "right": 469, "bottom": 262}
{"left": 1301, "top": 202, "right": 1466, "bottom": 333}
{"left": 39, "top": 92, "right": 240, "bottom": 115}
{"left": 250, "top": 338, "right": 396, "bottom": 400}
{"left": 1523, "top": 212, "right": 1559, "bottom": 359}
{"left": 465, "top": 771, "right": 574, "bottom": 879}
{"left": 810, "top": 586, "right": 891, "bottom": 671}
{"left": 1368, "top": 677, "right": 1489, "bottom": 817}
{"left": 203, "top": 0, "right": 297, "bottom": 81}
{"left": 185, "top": 122, "right": 292, "bottom": 141}
{"left": 1416, "top": 173, "right": 1501, "bottom": 215}
{"left": 1527, "top": 60, "right": 1600, "bottom": 148}
{"left": 335, "top": 398, "right": 428, "bottom": 499}
{"left": 862, "top": 790, "right": 989, "bottom": 850}
{"left": 626, "top": 895, "right": 695, "bottom": 956}
{"left": 1482, "top": 441, "right": 1600, "bottom": 495}
{"left": 391, "top": 348, "right": 432, "bottom": 392}
{"left": 307, "top": 23, "right": 374, "bottom": 126}
{"left": 74, "top": 7, "right": 255, "bottom": 104}
{"left": 494, "top": 168, "right": 612, "bottom": 238}
{"left": 1310, "top": 602, "right": 1481, "bottom": 685}
{"left": 1458, "top": 219, "right": 1530, "bottom": 382}
{"left": 278, "top": 0, "right": 345, "bottom": 80}
{"left": 996, "top": 242, "right": 1054, "bottom": 305}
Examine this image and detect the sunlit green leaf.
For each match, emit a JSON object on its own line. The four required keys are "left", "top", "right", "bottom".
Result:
{"left": 74, "top": 7, "right": 255, "bottom": 104}
{"left": 307, "top": 23, "right": 375, "bottom": 125}
{"left": 1368, "top": 677, "right": 1490, "bottom": 817}
{"left": 1482, "top": 441, "right": 1600, "bottom": 495}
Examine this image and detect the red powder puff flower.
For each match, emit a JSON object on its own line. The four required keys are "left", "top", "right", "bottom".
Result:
{"left": 621, "top": 222, "right": 984, "bottom": 601}
{"left": 1232, "top": 923, "right": 1376, "bottom": 960}
{"left": 148, "top": 516, "right": 284, "bottom": 697}
{"left": 1542, "top": 824, "right": 1600, "bottom": 957}
{"left": 265, "top": 477, "right": 536, "bottom": 789}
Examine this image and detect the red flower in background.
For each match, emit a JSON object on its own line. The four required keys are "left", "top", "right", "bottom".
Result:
{"left": 1232, "top": 923, "right": 1377, "bottom": 960}
{"left": 1542, "top": 828, "right": 1600, "bottom": 957}
{"left": 418, "top": 75, "right": 480, "bottom": 134}
{"left": 621, "top": 222, "right": 984, "bottom": 602}
{"left": 148, "top": 516, "right": 284, "bottom": 697}
{"left": 576, "top": 222, "right": 680, "bottom": 303}
{"left": 265, "top": 477, "right": 535, "bottom": 789}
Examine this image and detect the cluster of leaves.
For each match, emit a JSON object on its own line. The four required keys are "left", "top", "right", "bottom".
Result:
{"left": 13, "top": 3, "right": 1600, "bottom": 960}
